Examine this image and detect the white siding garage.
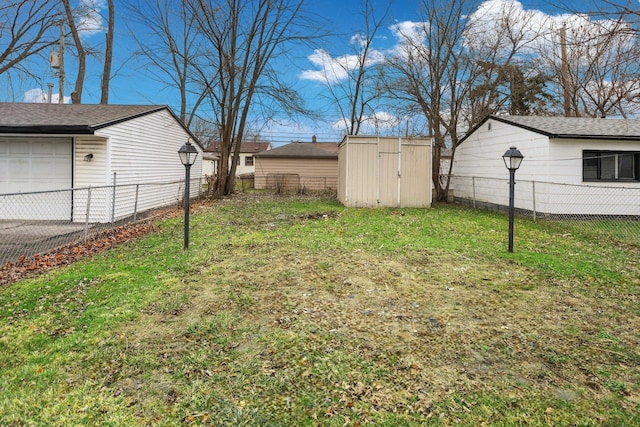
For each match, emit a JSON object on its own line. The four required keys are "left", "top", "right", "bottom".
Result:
{"left": 0, "top": 136, "right": 72, "bottom": 193}
{"left": 0, "top": 136, "right": 72, "bottom": 220}
{"left": 453, "top": 115, "right": 640, "bottom": 217}
{"left": 0, "top": 103, "right": 203, "bottom": 223}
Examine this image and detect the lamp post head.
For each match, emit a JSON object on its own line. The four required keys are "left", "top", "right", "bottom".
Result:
{"left": 502, "top": 146, "right": 524, "bottom": 171}
{"left": 178, "top": 140, "right": 198, "bottom": 166}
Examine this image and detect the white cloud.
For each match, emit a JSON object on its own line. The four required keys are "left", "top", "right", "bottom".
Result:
{"left": 24, "top": 88, "right": 48, "bottom": 103}
{"left": 465, "top": 0, "right": 634, "bottom": 57}
{"left": 330, "top": 110, "right": 401, "bottom": 134}
{"left": 76, "top": 0, "right": 106, "bottom": 38}
{"left": 300, "top": 49, "right": 351, "bottom": 83}
{"left": 386, "top": 20, "right": 432, "bottom": 62}
{"left": 389, "top": 21, "right": 429, "bottom": 46}
{"left": 350, "top": 33, "right": 368, "bottom": 49}
{"left": 464, "top": 0, "right": 550, "bottom": 52}
{"left": 24, "top": 88, "right": 70, "bottom": 104}
{"left": 298, "top": 0, "right": 637, "bottom": 126}
{"left": 300, "top": 35, "right": 385, "bottom": 84}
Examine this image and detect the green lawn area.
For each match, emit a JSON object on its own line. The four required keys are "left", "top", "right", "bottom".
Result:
{"left": 1, "top": 194, "right": 639, "bottom": 426}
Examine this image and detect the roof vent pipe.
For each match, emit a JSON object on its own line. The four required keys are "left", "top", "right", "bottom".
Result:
{"left": 47, "top": 83, "right": 54, "bottom": 103}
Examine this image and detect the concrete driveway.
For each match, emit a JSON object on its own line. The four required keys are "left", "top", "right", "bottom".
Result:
{"left": 0, "top": 221, "right": 90, "bottom": 266}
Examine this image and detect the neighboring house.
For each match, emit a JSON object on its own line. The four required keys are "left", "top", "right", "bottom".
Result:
{"left": 0, "top": 103, "right": 203, "bottom": 222}
{"left": 436, "top": 147, "right": 454, "bottom": 199}
{"left": 254, "top": 138, "right": 338, "bottom": 190}
{"left": 338, "top": 135, "right": 432, "bottom": 208}
{"left": 203, "top": 140, "right": 272, "bottom": 178}
{"left": 439, "top": 148, "right": 453, "bottom": 176}
{"left": 453, "top": 114, "right": 640, "bottom": 216}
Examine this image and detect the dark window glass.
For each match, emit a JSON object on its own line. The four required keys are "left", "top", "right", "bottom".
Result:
{"left": 583, "top": 151, "right": 598, "bottom": 180}
{"left": 583, "top": 150, "right": 639, "bottom": 182}
{"left": 618, "top": 153, "right": 635, "bottom": 180}
{"left": 601, "top": 154, "right": 616, "bottom": 180}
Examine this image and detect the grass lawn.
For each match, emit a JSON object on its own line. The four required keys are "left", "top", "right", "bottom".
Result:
{"left": 1, "top": 194, "right": 638, "bottom": 426}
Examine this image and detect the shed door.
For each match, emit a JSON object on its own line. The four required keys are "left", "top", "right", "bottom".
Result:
{"left": 0, "top": 136, "right": 73, "bottom": 220}
{"left": 378, "top": 139, "right": 400, "bottom": 207}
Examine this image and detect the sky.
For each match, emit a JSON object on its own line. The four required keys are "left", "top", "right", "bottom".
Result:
{"left": 14, "top": 0, "right": 634, "bottom": 146}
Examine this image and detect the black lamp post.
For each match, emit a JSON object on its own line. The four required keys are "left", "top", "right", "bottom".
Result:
{"left": 502, "top": 146, "right": 524, "bottom": 253}
{"left": 178, "top": 140, "right": 198, "bottom": 250}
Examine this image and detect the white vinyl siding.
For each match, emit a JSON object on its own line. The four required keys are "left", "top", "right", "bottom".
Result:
{"left": 75, "top": 136, "right": 108, "bottom": 188}
{"left": 236, "top": 153, "right": 255, "bottom": 176}
{"left": 453, "top": 118, "right": 640, "bottom": 216}
{"left": 72, "top": 137, "right": 109, "bottom": 222}
{"left": 0, "top": 108, "right": 202, "bottom": 224}
{"left": 94, "top": 109, "right": 202, "bottom": 222}
{"left": 453, "top": 119, "right": 548, "bottom": 181}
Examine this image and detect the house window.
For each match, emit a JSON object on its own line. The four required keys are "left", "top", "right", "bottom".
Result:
{"left": 583, "top": 150, "right": 639, "bottom": 182}
{"left": 245, "top": 156, "right": 254, "bottom": 166}
{"left": 236, "top": 156, "right": 240, "bottom": 166}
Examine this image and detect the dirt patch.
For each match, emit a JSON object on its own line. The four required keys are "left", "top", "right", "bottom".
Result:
{"left": 114, "top": 237, "right": 639, "bottom": 422}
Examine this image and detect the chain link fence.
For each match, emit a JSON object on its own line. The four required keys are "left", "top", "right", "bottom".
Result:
{"left": 1, "top": 179, "right": 202, "bottom": 269}
{"left": 254, "top": 174, "right": 338, "bottom": 194}
{"left": 449, "top": 175, "right": 640, "bottom": 246}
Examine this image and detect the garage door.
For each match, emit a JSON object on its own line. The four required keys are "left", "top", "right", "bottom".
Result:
{"left": 0, "top": 136, "right": 73, "bottom": 220}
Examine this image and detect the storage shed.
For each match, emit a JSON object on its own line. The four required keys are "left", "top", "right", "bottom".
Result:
{"left": 338, "top": 135, "right": 432, "bottom": 208}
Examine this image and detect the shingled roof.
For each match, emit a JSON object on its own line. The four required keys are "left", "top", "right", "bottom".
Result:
{"left": 0, "top": 103, "right": 169, "bottom": 134}
{"left": 204, "top": 140, "right": 271, "bottom": 154}
{"left": 486, "top": 115, "right": 640, "bottom": 140}
{"left": 254, "top": 141, "right": 338, "bottom": 159}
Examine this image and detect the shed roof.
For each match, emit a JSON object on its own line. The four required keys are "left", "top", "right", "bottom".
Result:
{"left": 0, "top": 103, "right": 170, "bottom": 134}
{"left": 255, "top": 142, "right": 338, "bottom": 159}
{"left": 474, "top": 115, "right": 640, "bottom": 142}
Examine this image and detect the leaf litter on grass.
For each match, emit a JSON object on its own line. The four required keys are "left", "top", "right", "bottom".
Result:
{"left": 3, "top": 194, "right": 639, "bottom": 425}
{"left": 92, "top": 201, "right": 637, "bottom": 424}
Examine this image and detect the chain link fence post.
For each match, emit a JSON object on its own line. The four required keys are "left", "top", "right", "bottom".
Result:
{"left": 84, "top": 186, "right": 92, "bottom": 242}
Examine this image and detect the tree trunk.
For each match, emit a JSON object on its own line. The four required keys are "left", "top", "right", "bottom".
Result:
{"left": 62, "top": 0, "right": 85, "bottom": 104}
{"left": 100, "top": 0, "right": 114, "bottom": 104}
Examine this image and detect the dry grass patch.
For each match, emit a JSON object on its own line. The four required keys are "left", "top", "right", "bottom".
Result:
{"left": 1, "top": 194, "right": 638, "bottom": 425}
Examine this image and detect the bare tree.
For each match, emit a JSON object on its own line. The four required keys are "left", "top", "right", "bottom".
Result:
{"left": 100, "top": 0, "right": 114, "bottom": 104}
{"left": 61, "top": 0, "right": 86, "bottom": 104}
{"left": 544, "top": 1, "right": 640, "bottom": 117}
{"left": 128, "top": 0, "right": 204, "bottom": 124}
{"left": 0, "top": 1, "right": 62, "bottom": 79}
{"left": 312, "top": 0, "right": 390, "bottom": 135}
{"left": 385, "top": 0, "right": 545, "bottom": 201}
{"left": 187, "top": 0, "right": 311, "bottom": 197}
{"left": 557, "top": 0, "right": 639, "bottom": 31}
{"left": 540, "top": 14, "right": 640, "bottom": 118}
{"left": 577, "top": 18, "right": 640, "bottom": 118}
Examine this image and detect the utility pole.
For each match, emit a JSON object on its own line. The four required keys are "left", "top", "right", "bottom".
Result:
{"left": 58, "top": 21, "right": 65, "bottom": 104}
